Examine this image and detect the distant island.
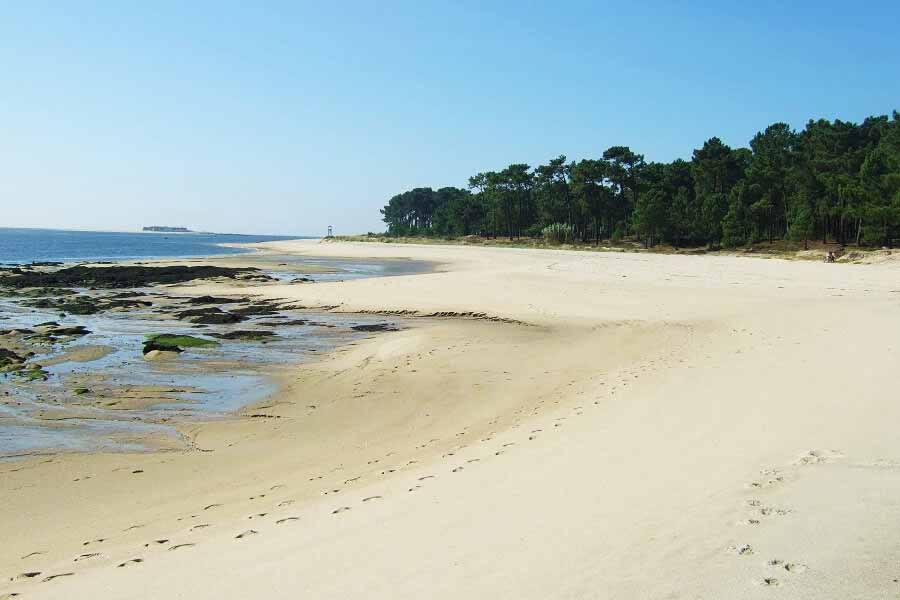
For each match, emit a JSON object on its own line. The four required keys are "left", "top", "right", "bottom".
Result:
{"left": 143, "top": 226, "right": 193, "bottom": 233}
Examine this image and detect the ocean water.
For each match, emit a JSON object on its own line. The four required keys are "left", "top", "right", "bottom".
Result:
{"left": 0, "top": 227, "right": 308, "bottom": 264}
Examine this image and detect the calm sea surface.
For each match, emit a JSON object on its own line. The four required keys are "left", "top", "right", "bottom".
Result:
{"left": 0, "top": 228, "right": 308, "bottom": 264}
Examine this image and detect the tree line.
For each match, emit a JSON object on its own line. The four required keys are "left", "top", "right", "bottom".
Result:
{"left": 380, "top": 111, "right": 900, "bottom": 248}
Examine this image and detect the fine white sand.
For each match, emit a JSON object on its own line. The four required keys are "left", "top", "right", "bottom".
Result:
{"left": 4, "top": 240, "right": 900, "bottom": 599}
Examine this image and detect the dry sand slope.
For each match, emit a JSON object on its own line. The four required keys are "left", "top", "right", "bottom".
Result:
{"left": 4, "top": 240, "right": 900, "bottom": 599}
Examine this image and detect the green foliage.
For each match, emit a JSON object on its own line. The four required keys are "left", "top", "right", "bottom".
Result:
{"left": 146, "top": 334, "right": 219, "bottom": 349}
{"left": 379, "top": 111, "right": 900, "bottom": 248}
{"left": 542, "top": 222, "right": 574, "bottom": 244}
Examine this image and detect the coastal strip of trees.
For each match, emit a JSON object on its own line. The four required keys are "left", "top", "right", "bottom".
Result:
{"left": 380, "top": 112, "right": 900, "bottom": 249}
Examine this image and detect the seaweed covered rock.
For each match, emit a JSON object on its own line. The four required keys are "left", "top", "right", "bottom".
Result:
{"left": 175, "top": 307, "right": 246, "bottom": 324}
{"left": 2, "top": 287, "right": 77, "bottom": 298}
{"left": 142, "top": 334, "right": 219, "bottom": 354}
{"left": 0, "top": 348, "right": 33, "bottom": 372}
{"left": 229, "top": 302, "right": 281, "bottom": 317}
{"left": 210, "top": 330, "right": 278, "bottom": 341}
{"left": 1, "top": 265, "right": 270, "bottom": 289}
{"left": 23, "top": 294, "right": 151, "bottom": 315}
{"left": 17, "top": 365, "right": 49, "bottom": 381}
{"left": 186, "top": 295, "right": 248, "bottom": 305}
{"left": 351, "top": 323, "right": 398, "bottom": 332}
{"left": 27, "top": 324, "right": 92, "bottom": 342}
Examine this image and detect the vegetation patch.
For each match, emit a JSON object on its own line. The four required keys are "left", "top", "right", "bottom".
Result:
{"left": 143, "top": 334, "right": 219, "bottom": 354}
{"left": 16, "top": 365, "right": 49, "bottom": 381}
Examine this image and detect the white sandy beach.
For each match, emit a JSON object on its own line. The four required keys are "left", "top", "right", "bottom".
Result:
{"left": 3, "top": 240, "right": 900, "bottom": 599}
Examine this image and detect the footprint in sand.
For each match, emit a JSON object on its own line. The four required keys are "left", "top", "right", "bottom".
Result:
{"left": 331, "top": 506, "right": 351, "bottom": 515}
{"left": 759, "top": 506, "right": 792, "bottom": 517}
{"left": 124, "top": 524, "right": 145, "bottom": 532}
{"left": 169, "top": 544, "right": 195, "bottom": 551}
{"left": 452, "top": 466, "right": 464, "bottom": 473}
{"left": 748, "top": 469, "right": 784, "bottom": 489}
{"left": 761, "top": 577, "right": 781, "bottom": 587}
{"left": 74, "top": 553, "right": 100, "bottom": 562}
{"left": 793, "top": 449, "right": 844, "bottom": 466}
{"left": 42, "top": 573, "right": 74, "bottom": 583}
{"left": 418, "top": 475, "right": 435, "bottom": 481}
{"left": 467, "top": 458, "right": 480, "bottom": 464}
{"left": 784, "top": 563, "right": 808, "bottom": 573}
{"left": 235, "top": 530, "right": 258, "bottom": 539}
{"left": 727, "top": 544, "right": 754, "bottom": 556}
{"left": 117, "top": 559, "right": 143, "bottom": 568}
{"left": 82, "top": 538, "right": 105, "bottom": 547}
{"left": 277, "top": 500, "right": 296, "bottom": 508}
{"left": 276, "top": 517, "right": 300, "bottom": 525}
{"left": 362, "top": 496, "right": 382, "bottom": 502}
{"left": 344, "top": 477, "right": 360, "bottom": 485}
{"left": 0, "top": 593, "right": 21, "bottom": 599}
{"left": 248, "top": 513, "right": 268, "bottom": 520}
{"left": 16, "top": 572, "right": 41, "bottom": 581}
{"left": 144, "top": 539, "right": 170, "bottom": 547}
{"left": 21, "top": 551, "right": 46, "bottom": 560}
{"left": 269, "top": 484, "right": 285, "bottom": 491}
{"left": 769, "top": 559, "right": 808, "bottom": 574}
{"left": 189, "top": 524, "right": 211, "bottom": 532}
{"left": 203, "top": 503, "right": 222, "bottom": 511}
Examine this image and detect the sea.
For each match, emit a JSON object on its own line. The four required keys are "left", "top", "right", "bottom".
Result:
{"left": 0, "top": 227, "right": 309, "bottom": 264}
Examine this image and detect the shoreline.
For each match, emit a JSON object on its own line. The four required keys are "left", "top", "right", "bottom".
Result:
{"left": 4, "top": 240, "right": 900, "bottom": 599}
{"left": 0, "top": 248, "right": 428, "bottom": 459}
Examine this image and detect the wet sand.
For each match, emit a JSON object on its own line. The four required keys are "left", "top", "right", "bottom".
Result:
{"left": 3, "top": 240, "right": 900, "bottom": 599}
{"left": 0, "top": 253, "right": 416, "bottom": 457}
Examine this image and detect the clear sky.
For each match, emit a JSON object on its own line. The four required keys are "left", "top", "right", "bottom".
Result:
{"left": 2, "top": 1, "right": 898, "bottom": 235}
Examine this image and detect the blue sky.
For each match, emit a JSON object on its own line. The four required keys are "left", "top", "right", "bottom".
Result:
{"left": 2, "top": 1, "right": 898, "bottom": 235}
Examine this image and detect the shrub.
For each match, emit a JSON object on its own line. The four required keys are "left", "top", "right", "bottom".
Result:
{"left": 541, "top": 223, "right": 574, "bottom": 244}
{"left": 611, "top": 223, "right": 625, "bottom": 243}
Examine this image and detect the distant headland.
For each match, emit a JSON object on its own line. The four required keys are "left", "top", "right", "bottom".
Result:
{"left": 143, "top": 226, "right": 193, "bottom": 233}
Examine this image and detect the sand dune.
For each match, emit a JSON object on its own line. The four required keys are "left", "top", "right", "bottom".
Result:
{"left": 3, "top": 240, "right": 900, "bottom": 599}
